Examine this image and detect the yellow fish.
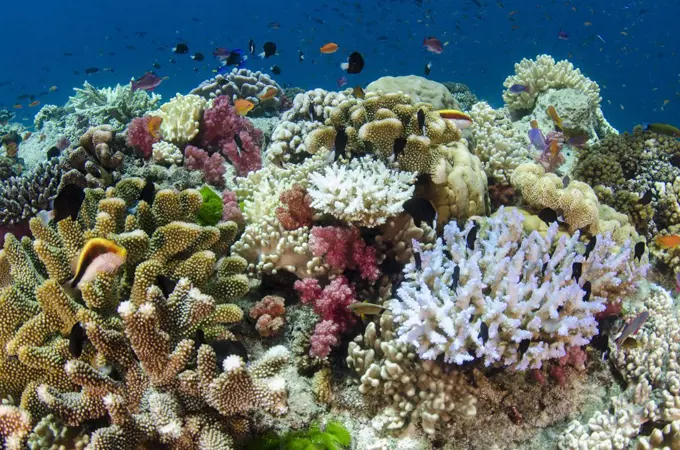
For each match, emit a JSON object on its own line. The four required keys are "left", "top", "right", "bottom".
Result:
{"left": 71, "top": 238, "right": 127, "bottom": 288}
{"left": 348, "top": 302, "right": 386, "bottom": 320}
{"left": 438, "top": 109, "right": 473, "bottom": 129}
{"left": 234, "top": 99, "right": 255, "bottom": 116}
{"left": 546, "top": 105, "right": 563, "bottom": 130}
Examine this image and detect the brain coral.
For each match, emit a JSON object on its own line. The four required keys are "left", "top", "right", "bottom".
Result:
{"left": 365, "top": 75, "right": 460, "bottom": 110}
{"left": 502, "top": 54, "right": 601, "bottom": 112}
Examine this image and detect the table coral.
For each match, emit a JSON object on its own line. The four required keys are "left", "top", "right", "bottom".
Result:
{"left": 307, "top": 156, "right": 416, "bottom": 228}
{"left": 388, "top": 207, "right": 647, "bottom": 370}
{"left": 346, "top": 312, "right": 477, "bottom": 435}
{"left": 365, "top": 75, "right": 460, "bottom": 110}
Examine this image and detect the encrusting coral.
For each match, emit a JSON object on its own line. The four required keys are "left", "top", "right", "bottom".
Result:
{"left": 0, "top": 177, "right": 296, "bottom": 448}
{"left": 388, "top": 207, "right": 647, "bottom": 370}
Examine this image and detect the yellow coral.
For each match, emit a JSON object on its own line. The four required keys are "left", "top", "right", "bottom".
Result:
{"left": 151, "top": 94, "right": 207, "bottom": 144}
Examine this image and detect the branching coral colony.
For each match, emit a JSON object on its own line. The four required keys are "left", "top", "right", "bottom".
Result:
{"left": 0, "top": 51, "right": 674, "bottom": 449}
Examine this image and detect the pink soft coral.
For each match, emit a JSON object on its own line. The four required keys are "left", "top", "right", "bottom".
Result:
{"left": 200, "top": 96, "right": 263, "bottom": 176}
{"left": 126, "top": 116, "right": 159, "bottom": 159}
{"left": 221, "top": 189, "right": 244, "bottom": 225}
{"left": 276, "top": 184, "right": 313, "bottom": 230}
{"left": 309, "top": 226, "right": 379, "bottom": 281}
{"left": 294, "top": 277, "right": 357, "bottom": 358}
{"left": 184, "top": 145, "right": 226, "bottom": 187}
{"left": 250, "top": 295, "right": 286, "bottom": 337}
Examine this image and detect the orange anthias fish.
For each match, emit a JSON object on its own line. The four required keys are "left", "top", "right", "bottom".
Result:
{"left": 548, "top": 139, "right": 560, "bottom": 156}
{"left": 28, "top": 100, "right": 40, "bottom": 108}
{"left": 234, "top": 99, "right": 255, "bottom": 116}
{"left": 320, "top": 42, "right": 339, "bottom": 54}
{"left": 655, "top": 234, "right": 680, "bottom": 249}
{"left": 530, "top": 119, "right": 539, "bottom": 129}
{"left": 258, "top": 87, "right": 277, "bottom": 101}
{"left": 70, "top": 238, "right": 127, "bottom": 289}
{"left": 147, "top": 116, "right": 163, "bottom": 139}
{"left": 546, "top": 105, "right": 563, "bottom": 130}
{"left": 438, "top": 109, "right": 473, "bottom": 129}
{"left": 13, "top": 104, "right": 22, "bottom": 109}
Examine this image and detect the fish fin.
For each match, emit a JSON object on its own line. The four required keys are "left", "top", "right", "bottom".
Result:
{"left": 340, "top": 62, "right": 349, "bottom": 70}
{"left": 73, "top": 253, "right": 126, "bottom": 289}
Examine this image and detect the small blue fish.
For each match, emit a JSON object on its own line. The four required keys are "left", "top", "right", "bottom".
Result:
{"left": 509, "top": 84, "right": 531, "bottom": 93}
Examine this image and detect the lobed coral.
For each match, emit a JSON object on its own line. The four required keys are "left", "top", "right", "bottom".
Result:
{"left": 61, "top": 125, "right": 125, "bottom": 189}
{"left": 150, "top": 94, "right": 206, "bottom": 145}
{"left": 388, "top": 207, "right": 647, "bottom": 370}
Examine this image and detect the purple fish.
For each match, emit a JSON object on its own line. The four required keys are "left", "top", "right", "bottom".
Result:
{"left": 337, "top": 76, "right": 348, "bottom": 88}
{"left": 528, "top": 128, "right": 547, "bottom": 151}
{"left": 567, "top": 134, "right": 589, "bottom": 147}
{"left": 213, "top": 47, "right": 230, "bottom": 58}
{"left": 131, "top": 72, "right": 165, "bottom": 92}
{"left": 423, "top": 37, "right": 444, "bottom": 54}
{"left": 558, "top": 29, "right": 569, "bottom": 40}
{"left": 509, "top": 84, "right": 531, "bottom": 93}
{"left": 614, "top": 311, "right": 649, "bottom": 348}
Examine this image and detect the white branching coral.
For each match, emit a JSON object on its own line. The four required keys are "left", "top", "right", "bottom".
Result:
{"left": 307, "top": 156, "right": 417, "bottom": 227}
{"left": 346, "top": 313, "right": 477, "bottom": 435}
{"left": 388, "top": 207, "right": 648, "bottom": 371}
{"left": 502, "top": 54, "right": 601, "bottom": 112}
{"left": 282, "top": 88, "right": 354, "bottom": 123}
{"left": 151, "top": 94, "right": 207, "bottom": 144}
{"left": 468, "top": 102, "right": 531, "bottom": 184}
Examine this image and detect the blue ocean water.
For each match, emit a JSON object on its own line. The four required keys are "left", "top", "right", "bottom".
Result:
{"left": 0, "top": 0, "right": 677, "bottom": 132}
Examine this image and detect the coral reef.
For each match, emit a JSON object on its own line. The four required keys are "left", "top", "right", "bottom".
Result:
{"left": 184, "top": 145, "right": 227, "bottom": 188}
{"left": 365, "top": 75, "right": 460, "bottom": 110}
{"left": 442, "top": 81, "right": 479, "bottom": 111}
{"left": 151, "top": 141, "right": 183, "bottom": 166}
{"left": 191, "top": 68, "right": 284, "bottom": 117}
{"left": 61, "top": 125, "right": 125, "bottom": 189}
{"left": 150, "top": 94, "right": 206, "bottom": 145}
{"left": 388, "top": 207, "right": 647, "bottom": 370}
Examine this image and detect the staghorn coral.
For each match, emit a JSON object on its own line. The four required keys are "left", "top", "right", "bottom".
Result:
{"left": 388, "top": 207, "right": 648, "bottom": 370}
{"left": 346, "top": 312, "right": 477, "bottom": 435}
{"left": 365, "top": 75, "right": 460, "bottom": 110}
{"left": 468, "top": 101, "right": 531, "bottom": 184}
{"left": 307, "top": 156, "right": 416, "bottom": 228}
{"left": 150, "top": 94, "right": 207, "bottom": 145}
{"left": 190, "top": 68, "right": 283, "bottom": 117}
{"left": 502, "top": 55, "right": 601, "bottom": 112}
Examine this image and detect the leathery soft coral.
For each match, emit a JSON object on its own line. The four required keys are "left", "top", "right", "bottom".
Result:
{"left": 200, "top": 96, "right": 263, "bottom": 176}
{"left": 388, "top": 207, "right": 648, "bottom": 370}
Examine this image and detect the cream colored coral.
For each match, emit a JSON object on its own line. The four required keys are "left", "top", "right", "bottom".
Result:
{"left": 307, "top": 156, "right": 417, "bottom": 227}
{"left": 151, "top": 141, "right": 183, "bottom": 166}
{"left": 365, "top": 75, "right": 459, "bottom": 110}
{"left": 423, "top": 141, "right": 489, "bottom": 227}
{"left": 468, "top": 102, "right": 531, "bottom": 184}
{"left": 357, "top": 118, "right": 403, "bottom": 157}
{"left": 503, "top": 54, "right": 601, "bottom": 111}
{"left": 511, "top": 163, "right": 599, "bottom": 233}
{"left": 151, "top": 94, "right": 207, "bottom": 144}
{"left": 282, "top": 88, "right": 354, "bottom": 123}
